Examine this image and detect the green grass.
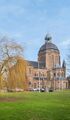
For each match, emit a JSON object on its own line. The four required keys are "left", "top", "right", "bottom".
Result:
{"left": 0, "top": 90, "right": 70, "bottom": 120}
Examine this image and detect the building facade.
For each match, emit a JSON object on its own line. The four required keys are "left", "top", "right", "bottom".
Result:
{"left": 27, "top": 34, "right": 68, "bottom": 91}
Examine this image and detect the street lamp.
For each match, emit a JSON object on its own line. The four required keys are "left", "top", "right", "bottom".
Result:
{"left": 59, "top": 73, "right": 60, "bottom": 91}
{"left": 38, "top": 61, "right": 40, "bottom": 92}
{"left": 54, "top": 76, "right": 55, "bottom": 91}
{"left": 53, "top": 72, "right": 56, "bottom": 91}
{"left": 62, "top": 79, "right": 63, "bottom": 90}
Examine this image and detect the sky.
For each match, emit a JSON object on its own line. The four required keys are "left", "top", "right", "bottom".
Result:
{"left": 0, "top": 0, "right": 70, "bottom": 64}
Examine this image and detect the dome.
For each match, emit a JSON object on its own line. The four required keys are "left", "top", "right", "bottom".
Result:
{"left": 38, "top": 34, "right": 59, "bottom": 53}
{"left": 39, "top": 42, "right": 59, "bottom": 53}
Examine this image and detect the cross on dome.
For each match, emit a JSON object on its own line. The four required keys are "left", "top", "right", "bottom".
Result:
{"left": 45, "top": 33, "right": 52, "bottom": 43}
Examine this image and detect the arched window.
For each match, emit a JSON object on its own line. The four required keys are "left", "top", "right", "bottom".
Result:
{"left": 54, "top": 73, "right": 56, "bottom": 77}
{"left": 34, "top": 83, "right": 36, "bottom": 88}
{"left": 29, "top": 68, "right": 31, "bottom": 74}
{"left": 51, "top": 55, "right": 54, "bottom": 67}
{"left": 29, "top": 81, "right": 31, "bottom": 85}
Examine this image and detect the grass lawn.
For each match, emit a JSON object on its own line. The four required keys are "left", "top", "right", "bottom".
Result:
{"left": 0, "top": 90, "right": 70, "bottom": 120}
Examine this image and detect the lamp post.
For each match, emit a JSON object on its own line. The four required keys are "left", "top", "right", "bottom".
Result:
{"left": 62, "top": 79, "right": 63, "bottom": 90}
{"left": 59, "top": 75, "right": 60, "bottom": 91}
{"left": 54, "top": 76, "right": 55, "bottom": 91}
{"left": 38, "top": 61, "right": 40, "bottom": 92}
{"left": 53, "top": 72, "right": 56, "bottom": 91}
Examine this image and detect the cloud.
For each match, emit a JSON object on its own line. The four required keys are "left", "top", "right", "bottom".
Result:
{"left": 60, "top": 39, "right": 70, "bottom": 47}
{"left": 0, "top": 4, "right": 25, "bottom": 17}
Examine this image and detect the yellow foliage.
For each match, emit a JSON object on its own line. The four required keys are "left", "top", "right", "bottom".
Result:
{"left": 7, "top": 57, "right": 28, "bottom": 91}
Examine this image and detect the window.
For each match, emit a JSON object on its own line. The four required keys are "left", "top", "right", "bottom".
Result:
{"left": 29, "top": 68, "right": 31, "bottom": 74}
{"left": 54, "top": 73, "right": 56, "bottom": 77}
{"left": 51, "top": 55, "right": 54, "bottom": 67}
{"left": 29, "top": 81, "right": 31, "bottom": 85}
{"left": 34, "top": 83, "right": 36, "bottom": 88}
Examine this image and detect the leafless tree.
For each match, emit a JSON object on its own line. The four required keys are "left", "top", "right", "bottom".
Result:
{"left": 0, "top": 36, "right": 28, "bottom": 91}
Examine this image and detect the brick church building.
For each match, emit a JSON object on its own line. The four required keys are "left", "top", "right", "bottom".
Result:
{"left": 27, "top": 34, "right": 68, "bottom": 91}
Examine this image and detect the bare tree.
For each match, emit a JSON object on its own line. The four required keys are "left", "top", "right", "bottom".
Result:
{"left": 0, "top": 36, "right": 28, "bottom": 91}
{"left": 67, "top": 53, "right": 70, "bottom": 75}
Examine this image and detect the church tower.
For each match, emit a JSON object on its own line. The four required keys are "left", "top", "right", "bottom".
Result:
{"left": 38, "top": 34, "right": 61, "bottom": 69}
{"left": 62, "top": 60, "right": 66, "bottom": 77}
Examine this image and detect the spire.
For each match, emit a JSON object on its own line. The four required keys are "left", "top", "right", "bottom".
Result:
{"left": 45, "top": 33, "right": 52, "bottom": 43}
{"left": 62, "top": 60, "right": 66, "bottom": 68}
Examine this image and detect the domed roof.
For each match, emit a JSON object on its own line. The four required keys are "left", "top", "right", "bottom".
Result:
{"left": 38, "top": 34, "right": 59, "bottom": 53}
{"left": 39, "top": 42, "right": 59, "bottom": 52}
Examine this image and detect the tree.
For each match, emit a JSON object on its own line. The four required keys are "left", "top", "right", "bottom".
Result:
{"left": 0, "top": 36, "right": 28, "bottom": 91}
{"left": 67, "top": 53, "right": 70, "bottom": 75}
{"left": 7, "top": 57, "right": 28, "bottom": 91}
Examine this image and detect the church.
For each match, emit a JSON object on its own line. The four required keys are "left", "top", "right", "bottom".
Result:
{"left": 27, "top": 34, "right": 68, "bottom": 91}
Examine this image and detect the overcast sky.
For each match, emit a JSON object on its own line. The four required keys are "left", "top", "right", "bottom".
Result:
{"left": 0, "top": 0, "right": 70, "bottom": 63}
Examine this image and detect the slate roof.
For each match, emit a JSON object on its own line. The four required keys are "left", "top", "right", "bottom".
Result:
{"left": 28, "top": 61, "right": 38, "bottom": 68}
{"left": 27, "top": 60, "right": 45, "bottom": 69}
{"left": 39, "top": 42, "right": 59, "bottom": 53}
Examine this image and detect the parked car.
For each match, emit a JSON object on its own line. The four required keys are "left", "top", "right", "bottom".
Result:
{"left": 49, "top": 88, "right": 54, "bottom": 92}
{"left": 40, "top": 88, "right": 45, "bottom": 92}
{"left": 33, "top": 88, "right": 45, "bottom": 92}
{"left": 33, "top": 88, "right": 38, "bottom": 91}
